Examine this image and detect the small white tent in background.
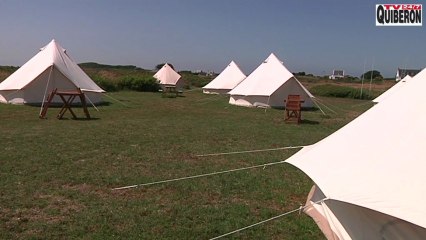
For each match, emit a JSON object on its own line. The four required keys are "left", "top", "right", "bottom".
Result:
{"left": 372, "top": 75, "right": 411, "bottom": 103}
{"left": 286, "top": 68, "right": 426, "bottom": 239}
{"left": 228, "top": 53, "right": 314, "bottom": 108}
{"left": 153, "top": 63, "right": 183, "bottom": 90}
{"left": 0, "top": 39, "right": 104, "bottom": 104}
{"left": 202, "top": 61, "right": 246, "bottom": 94}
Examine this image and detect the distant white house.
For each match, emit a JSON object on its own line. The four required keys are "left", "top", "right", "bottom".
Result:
{"left": 395, "top": 68, "right": 421, "bottom": 81}
{"left": 329, "top": 70, "right": 345, "bottom": 79}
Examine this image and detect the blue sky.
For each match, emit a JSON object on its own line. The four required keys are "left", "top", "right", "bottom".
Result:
{"left": 0, "top": 0, "right": 424, "bottom": 77}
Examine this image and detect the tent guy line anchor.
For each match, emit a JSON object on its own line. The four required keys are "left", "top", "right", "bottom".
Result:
{"left": 209, "top": 198, "right": 328, "bottom": 240}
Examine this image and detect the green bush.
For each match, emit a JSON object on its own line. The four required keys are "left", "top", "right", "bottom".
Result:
{"left": 79, "top": 62, "right": 144, "bottom": 70}
{"left": 180, "top": 72, "right": 213, "bottom": 89}
{"left": 118, "top": 76, "right": 160, "bottom": 92}
{"left": 93, "top": 75, "right": 119, "bottom": 92}
{"left": 310, "top": 84, "right": 373, "bottom": 100}
{"left": 92, "top": 75, "right": 160, "bottom": 92}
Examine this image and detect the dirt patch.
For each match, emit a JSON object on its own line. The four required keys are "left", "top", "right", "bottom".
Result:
{"left": 0, "top": 193, "right": 86, "bottom": 238}
{"left": 36, "top": 194, "right": 86, "bottom": 216}
{"left": 62, "top": 183, "right": 110, "bottom": 199}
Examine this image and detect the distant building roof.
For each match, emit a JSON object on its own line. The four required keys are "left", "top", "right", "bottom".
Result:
{"left": 329, "top": 69, "right": 345, "bottom": 79}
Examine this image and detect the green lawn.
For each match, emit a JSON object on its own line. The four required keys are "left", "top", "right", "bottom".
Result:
{"left": 0, "top": 90, "right": 373, "bottom": 239}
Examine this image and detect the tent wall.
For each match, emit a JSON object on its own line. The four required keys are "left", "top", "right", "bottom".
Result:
{"left": 269, "top": 78, "right": 314, "bottom": 107}
{"left": 229, "top": 95, "right": 269, "bottom": 107}
{"left": 0, "top": 90, "right": 24, "bottom": 104}
{"left": 160, "top": 78, "right": 185, "bottom": 91}
{"left": 24, "top": 67, "right": 74, "bottom": 103}
{"left": 306, "top": 185, "right": 426, "bottom": 240}
{"left": 229, "top": 78, "right": 314, "bottom": 108}
{"left": 203, "top": 88, "right": 231, "bottom": 94}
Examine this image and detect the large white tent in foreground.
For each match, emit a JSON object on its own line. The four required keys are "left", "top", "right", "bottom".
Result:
{"left": 202, "top": 61, "right": 246, "bottom": 94}
{"left": 0, "top": 39, "right": 104, "bottom": 104}
{"left": 286, "top": 68, "right": 426, "bottom": 239}
{"left": 372, "top": 75, "right": 411, "bottom": 103}
{"left": 153, "top": 63, "right": 183, "bottom": 90}
{"left": 228, "top": 53, "right": 314, "bottom": 108}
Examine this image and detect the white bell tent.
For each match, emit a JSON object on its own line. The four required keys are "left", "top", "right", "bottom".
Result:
{"left": 202, "top": 61, "right": 246, "bottom": 94}
{"left": 153, "top": 63, "right": 183, "bottom": 90}
{"left": 228, "top": 53, "right": 314, "bottom": 108}
{"left": 286, "top": 68, "right": 426, "bottom": 239}
{"left": 373, "top": 75, "right": 411, "bottom": 103}
{"left": 0, "top": 39, "right": 104, "bottom": 104}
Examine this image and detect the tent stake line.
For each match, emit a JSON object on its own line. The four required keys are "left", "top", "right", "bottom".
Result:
{"left": 196, "top": 145, "right": 306, "bottom": 157}
{"left": 102, "top": 93, "right": 130, "bottom": 107}
{"left": 209, "top": 198, "right": 327, "bottom": 240}
{"left": 112, "top": 160, "right": 289, "bottom": 190}
{"left": 313, "top": 98, "right": 337, "bottom": 114}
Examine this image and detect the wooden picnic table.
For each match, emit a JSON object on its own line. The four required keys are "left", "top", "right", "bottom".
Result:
{"left": 39, "top": 88, "right": 91, "bottom": 119}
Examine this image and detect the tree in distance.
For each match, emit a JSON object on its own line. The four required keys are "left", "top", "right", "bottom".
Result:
{"left": 360, "top": 70, "right": 383, "bottom": 80}
{"left": 156, "top": 63, "right": 175, "bottom": 70}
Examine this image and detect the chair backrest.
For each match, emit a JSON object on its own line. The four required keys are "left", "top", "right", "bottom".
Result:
{"left": 285, "top": 95, "right": 301, "bottom": 110}
{"left": 287, "top": 95, "right": 301, "bottom": 102}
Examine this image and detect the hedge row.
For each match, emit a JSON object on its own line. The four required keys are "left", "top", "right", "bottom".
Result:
{"left": 93, "top": 76, "right": 160, "bottom": 92}
{"left": 309, "top": 84, "right": 374, "bottom": 100}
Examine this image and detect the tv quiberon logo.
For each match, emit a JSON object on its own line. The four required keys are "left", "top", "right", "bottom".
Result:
{"left": 376, "top": 4, "right": 422, "bottom": 26}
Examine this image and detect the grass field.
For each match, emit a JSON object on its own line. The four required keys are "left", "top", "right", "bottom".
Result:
{"left": 0, "top": 89, "right": 374, "bottom": 239}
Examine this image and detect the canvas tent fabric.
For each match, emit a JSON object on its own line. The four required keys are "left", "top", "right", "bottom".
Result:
{"left": 372, "top": 75, "right": 411, "bottom": 103}
{"left": 202, "top": 61, "right": 246, "bottom": 94}
{"left": 153, "top": 63, "right": 183, "bottom": 89}
{"left": 228, "top": 53, "right": 314, "bottom": 108}
{"left": 0, "top": 39, "right": 104, "bottom": 104}
{"left": 286, "top": 68, "right": 426, "bottom": 239}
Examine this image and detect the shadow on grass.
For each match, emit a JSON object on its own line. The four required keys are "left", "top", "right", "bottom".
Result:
{"left": 160, "top": 94, "right": 186, "bottom": 98}
{"left": 300, "top": 119, "right": 320, "bottom": 125}
{"left": 25, "top": 101, "right": 112, "bottom": 107}
{"left": 57, "top": 117, "right": 101, "bottom": 121}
